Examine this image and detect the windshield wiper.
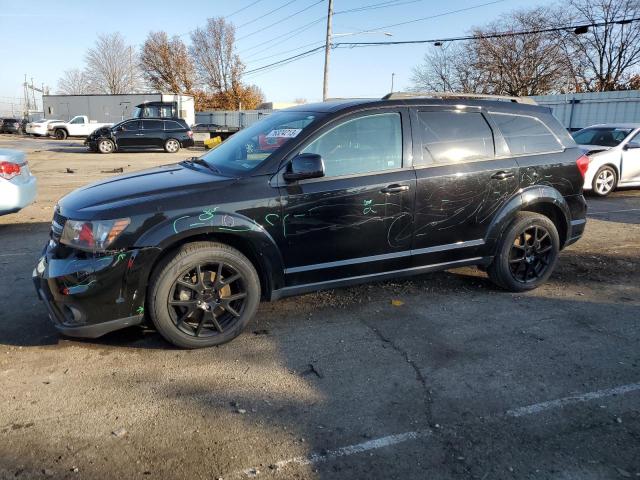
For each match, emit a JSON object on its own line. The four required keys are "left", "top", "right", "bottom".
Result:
{"left": 182, "top": 157, "right": 221, "bottom": 174}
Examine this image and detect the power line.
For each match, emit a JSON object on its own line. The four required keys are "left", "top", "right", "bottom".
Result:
{"left": 242, "top": 17, "right": 640, "bottom": 77}
{"left": 236, "top": 0, "right": 298, "bottom": 29}
{"left": 226, "top": 0, "right": 264, "bottom": 18}
{"left": 237, "top": 0, "right": 325, "bottom": 41}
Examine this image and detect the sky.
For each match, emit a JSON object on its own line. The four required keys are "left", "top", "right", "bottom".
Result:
{"left": 0, "top": 0, "right": 553, "bottom": 114}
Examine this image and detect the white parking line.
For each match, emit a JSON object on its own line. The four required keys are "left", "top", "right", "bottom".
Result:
{"left": 0, "top": 252, "right": 30, "bottom": 258}
{"left": 241, "top": 430, "right": 432, "bottom": 476}
{"left": 505, "top": 382, "right": 640, "bottom": 418}
{"left": 232, "top": 381, "right": 640, "bottom": 477}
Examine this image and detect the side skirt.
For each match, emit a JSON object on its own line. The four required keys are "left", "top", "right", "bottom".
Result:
{"left": 270, "top": 256, "right": 490, "bottom": 301}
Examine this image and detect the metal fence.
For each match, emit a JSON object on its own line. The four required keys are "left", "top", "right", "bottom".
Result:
{"left": 529, "top": 90, "right": 640, "bottom": 131}
{"left": 195, "top": 109, "right": 273, "bottom": 128}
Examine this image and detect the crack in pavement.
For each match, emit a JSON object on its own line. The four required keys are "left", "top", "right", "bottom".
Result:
{"left": 360, "top": 319, "right": 434, "bottom": 422}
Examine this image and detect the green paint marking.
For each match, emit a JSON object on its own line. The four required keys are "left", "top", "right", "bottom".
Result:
{"left": 114, "top": 252, "right": 127, "bottom": 266}
{"left": 172, "top": 215, "right": 190, "bottom": 234}
{"left": 264, "top": 213, "right": 280, "bottom": 226}
{"left": 189, "top": 222, "right": 206, "bottom": 227}
{"left": 136, "top": 306, "right": 144, "bottom": 315}
{"left": 282, "top": 213, "right": 290, "bottom": 237}
{"left": 363, "top": 199, "right": 377, "bottom": 215}
{"left": 199, "top": 207, "right": 218, "bottom": 222}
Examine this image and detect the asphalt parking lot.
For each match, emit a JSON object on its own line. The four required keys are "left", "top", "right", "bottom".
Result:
{"left": 1, "top": 134, "right": 639, "bottom": 480}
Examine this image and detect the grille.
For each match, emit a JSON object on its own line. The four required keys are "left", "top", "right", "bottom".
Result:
{"left": 51, "top": 211, "right": 67, "bottom": 240}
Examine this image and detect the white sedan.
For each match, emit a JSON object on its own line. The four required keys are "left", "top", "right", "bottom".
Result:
{"left": 25, "top": 119, "right": 64, "bottom": 137}
{"left": 0, "top": 149, "right": 37, "bottom": 215}
{"left": 573, "top": 124, "right": 640, "bottom": 196}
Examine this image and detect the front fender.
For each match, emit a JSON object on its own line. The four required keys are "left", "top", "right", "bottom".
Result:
{"left": 485, "top": 185, "right": 571, "bottom": 251}
{"left": 133, "top": 208, "right": 286, "bottom": 295}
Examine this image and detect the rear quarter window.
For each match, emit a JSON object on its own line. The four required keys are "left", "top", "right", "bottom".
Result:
{"left": 164, "top": 120, "right": 185, "bottom": 130}
{"left": 490, "top": 112, "right": 563, "bottom": 155}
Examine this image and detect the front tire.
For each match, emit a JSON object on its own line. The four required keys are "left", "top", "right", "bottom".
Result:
{"left": 97, "top": 139, "right": 115, "bottom": 154}
{"left": 487, "top": 212, "right": 560, "bottom": 292}
{"left": 149, "top": 242, "right": 261, "bottom": 349}
{"left": 54, "top": 129, "right": 67, "bottom": 140}
{"left": 164, "top": 138, "right": 180, "bottom": 153}
{"left": 591, "top": 165, "right": 617, "bottom": 197}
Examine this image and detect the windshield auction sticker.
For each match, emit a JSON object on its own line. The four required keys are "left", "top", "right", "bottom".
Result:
{"left": 266, "top": 128, "right": 302, "bottom": 138}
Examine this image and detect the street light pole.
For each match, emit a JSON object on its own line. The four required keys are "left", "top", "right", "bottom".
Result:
{"left": 322, "top": 0, "right": 334, "bottom": 101}
{"left": 391, "top": 73, "right": 395, "bottom": 93}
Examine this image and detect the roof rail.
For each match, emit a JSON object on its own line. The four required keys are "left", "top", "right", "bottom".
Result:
{"left": 381, "top": 91, "right": 537, "bottom": 105}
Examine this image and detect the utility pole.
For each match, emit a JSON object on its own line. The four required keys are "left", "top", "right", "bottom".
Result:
{"left": 322, "top": 0, "right": 334, "bottom": 101}
{"left": 391, "top": 73, "right": 395, "bottom": 93}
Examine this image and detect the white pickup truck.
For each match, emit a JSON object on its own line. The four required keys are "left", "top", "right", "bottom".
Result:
{"left": 48, "top": 116, "right": 112, "bottom": 140}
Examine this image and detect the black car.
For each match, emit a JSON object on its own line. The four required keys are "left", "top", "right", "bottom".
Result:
{"left": 85, "top": 118, "right": 194, "bottom": 153}
{"left": 1, "top": 118, "right": 22, "bottom": 134}
{"left": 34, "top": 93, "right": 588, "bottom": 348}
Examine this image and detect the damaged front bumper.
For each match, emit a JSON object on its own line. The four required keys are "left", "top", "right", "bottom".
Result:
{"left": 32, "top": 240, "right": 160, "bottom": 338}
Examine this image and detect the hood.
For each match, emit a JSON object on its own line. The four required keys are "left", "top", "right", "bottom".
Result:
{"left": 58, "top": 163, "right": 236, "bottom": 219}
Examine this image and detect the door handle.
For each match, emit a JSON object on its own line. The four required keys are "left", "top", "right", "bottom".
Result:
{"left": 491, "top": 171, "right": 515, "bottom": 180}
{"left": 380, "top": 184, "right": 410, "bottom": 194}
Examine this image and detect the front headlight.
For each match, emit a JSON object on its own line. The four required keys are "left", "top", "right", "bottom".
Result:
{"left": 60, "top": 218, "right": 130, "bottom": 252}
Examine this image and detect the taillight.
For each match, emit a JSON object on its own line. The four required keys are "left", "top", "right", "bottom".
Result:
{"left": 187, "top": 130, "right": 193, "bottom": 138}
{"left": 576, "top": 154, "right": 589, "bottom": 178}
{"left": 0, "top": 161, "right": 21, "bottom": 180}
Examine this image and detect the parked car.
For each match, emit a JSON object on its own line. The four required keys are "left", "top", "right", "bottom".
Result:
{"left": 572, "top": 123, "right": 640, "bottom": 196}
{"left": 1, "top": 118, "right": 22, "bottom": 134}
{"left": 33, "top": 93, "right": 587, "bottom": 348}
{"left": 26, "top": 119, "right": 64, "bottom": 137}
{"left": 85, "top": 118, "right": 194, "bottom": 153}
{"left": 48, "top": 115, "right": 112, "bottom": 140}
{"left": 0, "top": 149, "right": 37, "bottom": 215}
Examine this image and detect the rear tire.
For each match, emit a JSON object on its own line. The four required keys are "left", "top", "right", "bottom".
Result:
{"left": 97, "top": 139, "right": 114, "bottom": 154}
{"left": 591, "top": 165, "right": 617, "bottom": 197}
{"left": 54, "top": 129, "right": 67, "bottom": 140}
{"left": 149, "top": 242, "right": 261, "bottom": 349}
{"left": 164, "top": 138, "right": 180, "bottom": 153}
{"left": 487, "top": 212, "right": 560, "bottom": 292}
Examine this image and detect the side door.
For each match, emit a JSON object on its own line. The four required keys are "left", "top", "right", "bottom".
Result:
{"left": 621, "top": 130, "right": 640, "bottom": 183}
{"left": 141, "top": 120, "right": 165, "bottom": 148}
{"left": 278, "top": 109, "right": 416, "bottom": 286}
{"left": 67, "top": 116, "right": 85, "bottom": 136}
{"left": 115, "top": 120, "right": 142, "bottom": 148}
{"left": 410, "top": 106, "right": 519, "bottom": 267}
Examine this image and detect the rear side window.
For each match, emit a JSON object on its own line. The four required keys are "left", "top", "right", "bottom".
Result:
{"left": 415, "top": 111, "right": 494, "bottom": 165}
{"left": 302, "top": 112, "right": 402, "bottom": 177}
{"left": 490, "top": 113, "right": 562, "bottom": 155}
{"left": 164, "top": 120, "right": 184, "bottom": 130}
{"left": 143, "top": 120, "right": 163, "bottom": 130}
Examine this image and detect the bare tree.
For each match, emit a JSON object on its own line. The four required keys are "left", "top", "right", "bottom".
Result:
{"left": 558, "top": 0, "right": 640, "bottom": 91}
{"left": 85, "top": 33, "right": 144, "bottom": 94}
{"left": 57, "top": 69, "right": 93, "bottom": 95}
{"left": 190, "top": 17, "right": 246, "bottom": 107}
{"left": 140, "top": 31, "right": 195, "bottom": 93}
{"left": 470, "top": 7, "right": 569, "bottom": 96}
{"left": 411, "top": 43, "right": 487, "bottom": 93}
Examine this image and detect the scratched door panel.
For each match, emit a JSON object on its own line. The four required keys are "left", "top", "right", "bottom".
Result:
{"left": 279, "top": 169, "right": 416, "bottom": 286}
{"left": 410, "top": 108, "right": 520, "bottom": 265}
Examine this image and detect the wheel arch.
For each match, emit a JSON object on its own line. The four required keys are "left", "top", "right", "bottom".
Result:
{"left": 485, "top": 185, "right": 571, "bottom": 251}
{"left": 134, "top": 214, "right": 285, "bottom": 302}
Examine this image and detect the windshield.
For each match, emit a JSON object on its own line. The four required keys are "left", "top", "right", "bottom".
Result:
{"left": 572, "top": 127, "right": 633, "bottom": 147}
{"left": 199, "top": 111, "right": 319, "bottom": 175}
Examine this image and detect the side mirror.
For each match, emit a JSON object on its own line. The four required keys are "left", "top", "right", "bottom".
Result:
{"left": 624, "top": 141, "right": 640, "bottom": 150}
{"left": 283, "top": 153, "right": 325, "bottom": 182}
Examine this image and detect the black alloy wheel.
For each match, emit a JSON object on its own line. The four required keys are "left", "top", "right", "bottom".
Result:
{"left": 169, "top": 262, "right": 248, "bottom": 338}
{"left": 487, "top": 211, "right": 560, "bottom": 292}
{"left": 508, "top": 225, "right": 553, "bottom": 283}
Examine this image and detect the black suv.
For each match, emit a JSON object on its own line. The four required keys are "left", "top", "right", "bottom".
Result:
{"left": 85, "top": 118, "right": 194, "bottom": 154}
{"left": 34, "top": 94, "right": 587, "bottom": 348}
{"left": 1, "top": 118, "right": 22, "bottom": 134}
